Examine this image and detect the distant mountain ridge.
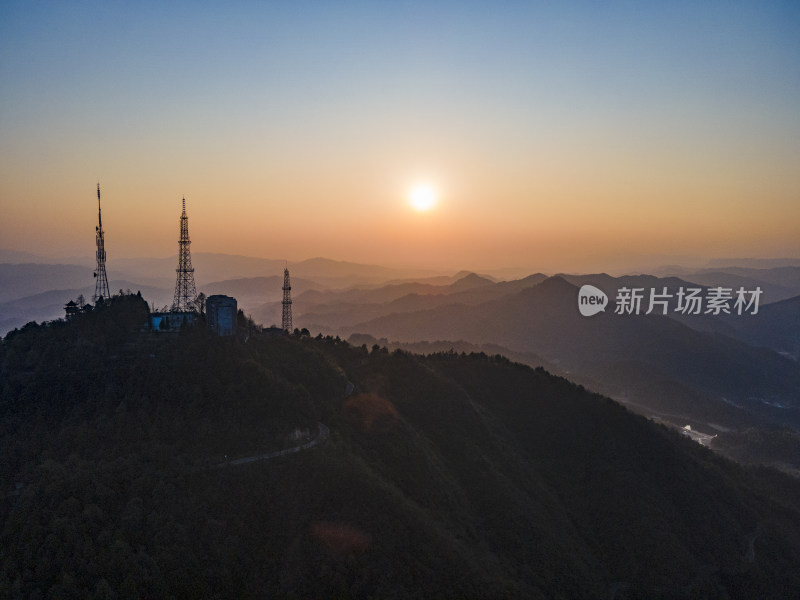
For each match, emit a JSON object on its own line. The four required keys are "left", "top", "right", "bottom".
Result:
{"left": 337, "top": 275, "right": 800, "bottom": 434}
{"left": 2, "top": 256, "right": 799, "bottom": 449}
{"left": 0, "top": 254, "right": 446, "bottom": 334}
{"left": 0, "top": 263, "right": 93, "bottom": 303}
{"left": 705, "top": 257, "right": 800, "bottom": 269}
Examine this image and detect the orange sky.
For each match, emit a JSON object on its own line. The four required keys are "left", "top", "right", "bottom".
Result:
{"left": 1, "top": 3, "right": 798, "bottom": 274}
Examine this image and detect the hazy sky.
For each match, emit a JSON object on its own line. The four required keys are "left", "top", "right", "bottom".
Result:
{"left": 1, "top": 1, "right": 798, "bottom": 273}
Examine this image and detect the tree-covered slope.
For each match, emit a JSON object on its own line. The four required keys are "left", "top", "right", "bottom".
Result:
{"left": 1, "top": 296, "right": 800, "bottom": 598}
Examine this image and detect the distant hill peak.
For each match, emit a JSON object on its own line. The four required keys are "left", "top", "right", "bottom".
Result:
{"left": 450, "top": 272, "right": 495, "bottom": 290}
{"left": 453, "top": 270, "right": 497, "bottom": 282}
{"left": 537, "top": 274, "right": 578, "bottom": 291}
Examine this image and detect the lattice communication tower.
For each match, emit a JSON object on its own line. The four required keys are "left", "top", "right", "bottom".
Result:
{"left": 93, "top": 183, "right": 111, "bottom": 302}
{"left": 171, "top": 197, "right": 197, "bottom": 312}
{"left": 282, "top": 266, "right": 293, "bottom": 331}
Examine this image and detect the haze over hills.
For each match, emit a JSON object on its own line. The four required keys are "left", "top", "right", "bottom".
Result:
{"left": 3, "top": 250, "right": 799, "bottom": 362}
{"left": 288, "top": 267, "right": 799, "bottom": 357}
{"left": 676, "top": 268, "right": 800, "bottom": 303}
{"left": 276, "top": 273, "right": 545, "bottom": 333}
{"left": 705, "top": 258, "right": 800, "bottom": 269}
{"left": 0, "top": 253, "right": 445, "bottom": 335}
{"left": 0, "top": 263, "right": 93, "bottom": 303}
{"left": 340, "top": 276, "right": 800, "bottom": 412}
{"left": 2, "top": 251, "right": 799, "bottom": 471}
{"left": 256, "top": 270, "right": 800, "bottom": 473}
{"left": 110, "top": 254, "right": 422, "bottom": 288}
{"left": 719, "top": 295, "right": 800, "bottom": 359}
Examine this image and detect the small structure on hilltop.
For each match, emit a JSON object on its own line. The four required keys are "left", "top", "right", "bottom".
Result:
{"left": 207, "top": 295, "right": 237, "bottom": 336}
{"left": 64, "top": 300, "right": 79, "bottom": 320}
{"left": 64, "top": 295, "right": 92, "bottom": 320}
{"left": 150, "top": 311, "right": 195, "bottom": 332}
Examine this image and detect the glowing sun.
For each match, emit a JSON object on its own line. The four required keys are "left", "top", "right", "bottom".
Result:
{"left": 408, "top": 183, "right": 438, "bottom": 212}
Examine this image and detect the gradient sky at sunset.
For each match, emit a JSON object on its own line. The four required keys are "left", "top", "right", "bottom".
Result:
{"left": 1, "top": 1, "right": 798, "bottom": 273}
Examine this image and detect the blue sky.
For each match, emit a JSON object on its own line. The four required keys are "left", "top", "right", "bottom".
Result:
{"left": 1, "top": 1, "right": 798, "bottom": 271}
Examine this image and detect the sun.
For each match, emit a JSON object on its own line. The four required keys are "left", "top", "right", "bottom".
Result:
{"left": 408, "top": 183, "right": 438, "bottom": 212}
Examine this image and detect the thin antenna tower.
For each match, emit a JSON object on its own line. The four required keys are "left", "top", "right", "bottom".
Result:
{"left": 171, "top": 197, "right": 197, "bottom": 312}
{"left": 282, "top": 264, "right": 293, "bottom": 332}
{"left": 93, "top": 183, "right": 111, "bottom": 302}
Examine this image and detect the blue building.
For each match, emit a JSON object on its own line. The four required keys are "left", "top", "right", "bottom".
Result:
{"left": 207, "top": 295, "right": 237, "bottom": 336}
{"left": 150, "top": 311, "right": 195, "bottom": 332}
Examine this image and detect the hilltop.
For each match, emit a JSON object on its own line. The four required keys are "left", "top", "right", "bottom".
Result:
{"left": 2, "top": 296, "right": 800, "bottom": 598}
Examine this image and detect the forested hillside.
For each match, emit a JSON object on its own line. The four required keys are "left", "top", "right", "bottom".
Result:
{"left": 2, "top": 296, "right": 800, "bottom": 598}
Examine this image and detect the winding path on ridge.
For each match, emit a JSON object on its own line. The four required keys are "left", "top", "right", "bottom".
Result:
{"left": 217, "top": 422, "right": 330, "bottom": 467}
{"left": 216, "top": 381, "right": 354, "bottom": 468}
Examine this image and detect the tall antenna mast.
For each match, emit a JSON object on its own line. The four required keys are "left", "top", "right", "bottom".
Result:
{"left": 93, "top": 183, "right": 111, "bottom": 302}
{"left": 282, "top": 263, "right": 293, "bottom": 332}
{"left": 171, "top": 197, "right": 197, "bottom": 312}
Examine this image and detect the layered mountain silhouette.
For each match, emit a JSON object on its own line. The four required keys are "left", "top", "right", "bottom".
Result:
{"left": 322, "top": 276, "right": 800, "bottom": 435}
{"left": 0, "top": 254, "right": 435, "bottom": 335}
{"left": 2, "top": 254, "right": 798, "bottom": 468}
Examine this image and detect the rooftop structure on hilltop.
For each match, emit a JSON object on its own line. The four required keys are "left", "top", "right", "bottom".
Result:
{"left": 207, "top": 295, "right": 238, "bottom": 336}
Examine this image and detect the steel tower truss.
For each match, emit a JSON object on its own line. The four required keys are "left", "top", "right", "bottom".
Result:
{"left": 282, "top": 267, "right": 293, "bottom": 331}
{"left": 93, "top": 183, "right": 111, "bottom": 302}
{"left": 171, "top": 198, "right": 197, "bottom": 312}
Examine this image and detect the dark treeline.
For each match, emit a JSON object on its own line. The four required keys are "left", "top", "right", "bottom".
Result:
{"left": 1, "top": 295, "right": 800, "bottom": 598}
